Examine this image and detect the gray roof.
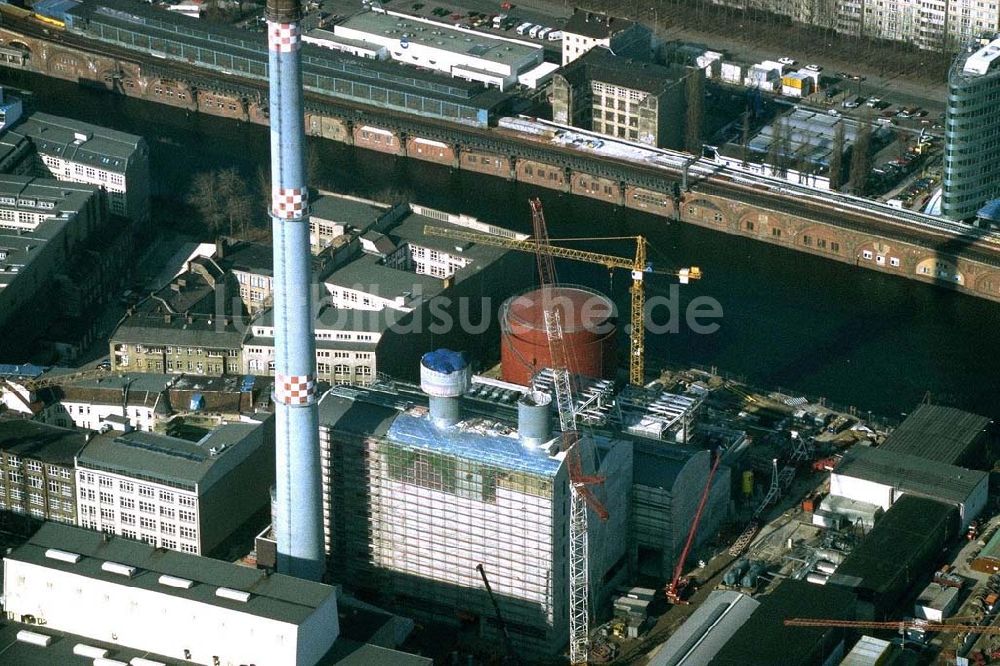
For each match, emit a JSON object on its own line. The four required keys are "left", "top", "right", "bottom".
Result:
{"left": 325, "top": 253, "right": 445, "bottom": 302}
{"left": 834, "top": 445, "right": 987, "bottom": 506}
{"left": 0, "top": 175, "right": 98, "bottom": 216}
{"left": 11, "top": 522, "right": 335, "bottom": 625}
{"left": 561, "top": 47, "right": 688, "bottom": 95}
{"left": 632, "top": 444, "right": 705, "bottom": 490}
{"left": 0, "top": 218, "right": 69, "bottom": 288}
{"left": 0, "top": 419, "right": 87, "bottom": 465}
{"left": 250, "top": 305, "right": 400, "bottom": 334}
{"left": 0, "top": 621, "right": 185, "bottom": 666}
{"left": 9, "top": 111, "right": 145, "bottom": 174}
{"left": 310, "top": 194, "right": 392, "bottom": 230}
{"left": 318, "top": 388, "right": 400, "bottom": 438}
{"left": 76, "top": 421, "right": 263, "bottom": 490}
{"left": 563, "top": 11, "right": 637, "bottom": 39}
{"left": 880, "top": 403, "right": 990, "bottom": 465}
{"left": 648, "top": 590, "right": 760, "bottom": 666}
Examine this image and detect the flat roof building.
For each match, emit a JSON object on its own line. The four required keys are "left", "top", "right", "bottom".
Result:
{"left": 552, "top": 48, "right": 692, "bottom": 149}
{"left": 75, "top": 417, "right": 274, "bottom": 555}
{"left": 648, "top": 590, "right": 760, "bottom": 665}
{"left": 3, "top": 522, "right": 340, "bottom": 666}
{"left": 561, "top": 10, "right": 650, "bottom": 66}
{"left": 314, "top": 10, "right": 544, "bottom": 91}
{"left": 943, "top": 35, "right": 1000, "bottom": 221}
{"left": 0, "top": 419, "right": 83, "bottom": 526}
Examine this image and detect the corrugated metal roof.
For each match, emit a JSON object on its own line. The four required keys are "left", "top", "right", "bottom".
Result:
{"left": 834, "top": 445, "right": 987, "bottom": 506}
{"left": 648, "top": 590, "right": 760, "bottom": 666}
{"left": 880, "top": 403, "right": 990, "bottom": 465}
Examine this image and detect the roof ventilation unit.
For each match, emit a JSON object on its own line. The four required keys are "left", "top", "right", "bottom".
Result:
{"left": 130, "top": 659, "right": 168, "bottom": 666}
{"left": 101, "top": 561, "right": 138, "bottom": 578}
{"left": 73, "top": 644, "right": 109, "bottom": 659}
{"left": 158, "top": 575, "right": 194, "bottom": 589}
{"left": 215, "top": 587, "right": 251, "bottom": 602}
{"left": 45, "top": 548, "right": 81, "bottom": 564}
{"left": 16, "top": 630, "right": 52, "bottom": 647}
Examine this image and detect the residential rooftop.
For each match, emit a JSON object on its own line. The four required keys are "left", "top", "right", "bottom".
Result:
{"left": 562, "top": 47, "right": 688, "bottom": 95}
{"left": 563, "top": 11, "right": 637, "bottom": 40}
{"left": 0, "top": 218, "right": 69, "bottom": 288}
{"left": 310, "top": 193, "right": 393, "bottom": 231}
{"left": 0, "top": 174, "right": 98, "bottom": 218}
{"left": 0, "top": 419, "right": 87, "bottom": 466}
{"left": 8, "top": 111, "right": 145, "bottom": 173}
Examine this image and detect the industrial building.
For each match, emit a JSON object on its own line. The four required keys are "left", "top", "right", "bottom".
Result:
{"left": 7, "top": 111, "right": 150, "bottom": 225}
{"left": 828, "top": 495, "right": 959, "bottom": 617}
{"left": 254, "top": 353, "right": 633, "bottom": 658}
{"left": 879, "top": 403, "right": 991, "bottom": 467}
{"left": 64, "top": 0, "right": 508, "bottom": 127}
{"left": 0, "top": 419, "right": 83, "bottom": 526}
{"left": 552, "top": 48, "right": 693, "bottom": 149}
{"left": 307, "top": 10, "right": 545, "bottom": 91}
{"left": 710, "top": 581, "right": 857, "bottom": 666}
{"left": 560, "top": 10, "right": 650, "bottom": 66}
{"left": 647, "top": 590, "right": 760, "bottom": 666}
{"left": 499, "top": 284, "right": 617, "bottom": 385}
{"left": 830, "top": 445, "right": 987, "bottom": 528}
{"left": 943, "top": 35, "right": 1000, "bottom": 221}
{"left": 631, "top": 443, "right": 730, "bottom": 581}
{"left": 75, "top": 416, "right": 274, "bottom": 555}
{"left": 2, "top": 523, "right": 341, "bottom": 666}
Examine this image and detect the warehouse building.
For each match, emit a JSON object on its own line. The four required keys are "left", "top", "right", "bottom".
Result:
{"left": 75, "top": 416, "right": 274, "bottom": 555}
{"left": 552, "top": 48, "right": 693, "bottom": 149}
{"left": 829, "top": 495, "right": 958, "bottom": 617}
{"left": 308, "top": 10, "right": 544, "bottom": 91}
{"left": 2, "top": 522, "right": 340, "bottom": 666}
{"left": 879, "top": 403, "right": 991, "bottom": 468}
{"left": 830, "top": 445, "right": 987, "bottom": 528}
{"left": 710, "top": 580, "right": 857, "bottom": 666}
{"left": 561, "top": 10, "right": 650, "bottom": 66}
{"left": 648, "top": 590, "right": 760, "bottom": 665}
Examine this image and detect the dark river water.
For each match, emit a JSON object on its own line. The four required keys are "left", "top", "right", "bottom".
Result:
{"left": 10, "top": 70, "right": 1000, "bottom": 420}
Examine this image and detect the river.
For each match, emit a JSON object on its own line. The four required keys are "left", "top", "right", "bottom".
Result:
{"left": 8, "top": 70, "right": 999, "bottom": 420}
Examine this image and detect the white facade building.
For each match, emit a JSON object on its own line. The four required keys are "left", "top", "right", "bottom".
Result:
{"left": 9, "top": 112, "right": 150, "bottom": 224}
{"left": 561, "top": 11, "right": 650, "bottom": 65}
{"left": 75, "top": 420, "right": 273, "bottom": 555}
{"left": 3, "top": 522, "right": 340, "bottom": 666}
{"left": 312, "top": 10, "right": 543, "bottom": 90}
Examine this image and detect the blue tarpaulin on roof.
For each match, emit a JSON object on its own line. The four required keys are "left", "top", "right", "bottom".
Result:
{"left": 978, "top": 199, "right": 1000, "bottom": 223}
{"left": 31, "top": 0, "right": 79, "bottom": 20}
{"left": 421, "top": 349, "right": 468, "bottom": 374}
{"left": 0, "top": 363, "right": 48, "bottom": 378}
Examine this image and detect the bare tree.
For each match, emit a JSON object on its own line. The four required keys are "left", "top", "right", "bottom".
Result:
{"left": 828, "top": 121, "right": 845, "bottom": 190}
{"left": 187, "top": 171, "right": 226, "bottom": 234}
{"left": 848, "top": 116, "right": 872, "bottom": 195}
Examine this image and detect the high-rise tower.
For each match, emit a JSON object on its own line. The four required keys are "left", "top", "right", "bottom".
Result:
{"left": 266, "top": 0, "right": 324, "bottom": 580}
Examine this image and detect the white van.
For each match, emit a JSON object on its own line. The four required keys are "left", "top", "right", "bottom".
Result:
{"left": 547, "top": 30, "right": 563, "bottom": 41}
{"left": 537, "top": 27, "right": 551, "bottom": 39}
{"left": 528, "top": 25, "right": 542, "bottom": 38}
{"left": 515, "top": 22, "right": 532, "bottom": 35}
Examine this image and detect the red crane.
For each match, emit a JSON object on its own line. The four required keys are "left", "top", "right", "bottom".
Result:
{"left": 666, "top": 452, "right": 721, "bottom": 604}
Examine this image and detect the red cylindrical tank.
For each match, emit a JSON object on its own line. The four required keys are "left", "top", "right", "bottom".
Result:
{"left": 500, "top": 285, "right": 617, "bottom": 386}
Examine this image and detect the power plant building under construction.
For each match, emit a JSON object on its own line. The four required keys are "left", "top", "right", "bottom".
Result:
{"left": 256, "top": 353, "right": 729, "bottom": 658}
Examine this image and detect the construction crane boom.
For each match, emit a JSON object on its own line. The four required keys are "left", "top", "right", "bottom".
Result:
{"left": 666, "top": 451, "right": 721, "bottom": 604}
{"left": 784, "top": 618, "right": 1000, "bottom": 634}
{"left": 477, "top": 563, "right": 519, "bottom": 664}
{"left": 423, "top": 223, "right": 701, "bottom": 386}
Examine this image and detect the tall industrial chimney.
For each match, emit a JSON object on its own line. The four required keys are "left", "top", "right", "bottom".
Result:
{"left": 266, "top": 0, "right": 324, "bottom": 580}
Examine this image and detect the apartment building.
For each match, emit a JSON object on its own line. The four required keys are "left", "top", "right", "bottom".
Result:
{"left": 943, "top": 36, "right": 1000, "bottom": 221}
{"left": 9, "top": 112, "right": 149, "bottom": 224}
{"left": 75, "top": 418, "right": 274, "bottom": 555}
{"left": 110, "top": 256, "right": 247, "bottom": 375}
{"left": 553, "top": 49, "right": 692, "bottom": 149}
{"left": 0, "top": 419, "right": 83, "bottom": 526}
{"left": 561, "top": 10, "right": 651, "bottom": 65}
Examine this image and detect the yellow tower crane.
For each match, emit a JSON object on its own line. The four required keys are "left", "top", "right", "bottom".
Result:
{"left": 422, "top": 225, "right": 701, "bottom": 386}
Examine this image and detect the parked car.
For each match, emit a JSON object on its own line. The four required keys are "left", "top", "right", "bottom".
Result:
{"left": 528, "top": 25, "right": 542, "bottom": 38}
{"left": 842, "top": 98, "right": 860, "bottom": 109}
{"left": 546, "top": 29, "right": 563, "bottom": 40}
{"left": 804, "top": 63, "right": 822, "bottom": 71}
{"left": 778, "top": 56, "right": 796, "bottom": 66}
{"left": 515, "top": 21, "right": 532, "bottom": 35}
{"left": 537, "top": 27, "right": 551, "bottom": 39}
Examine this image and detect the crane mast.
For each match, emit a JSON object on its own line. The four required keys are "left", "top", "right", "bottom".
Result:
{"left": 528, "top": 199, "right": 606, "bottom": 665}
